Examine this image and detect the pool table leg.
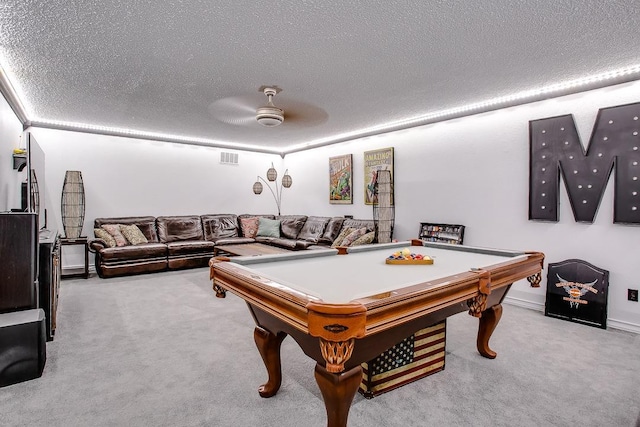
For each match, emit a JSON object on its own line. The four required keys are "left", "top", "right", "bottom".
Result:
{"left": 477, "top": 303, "right": 503, "bottom": 359}
{"left": 213, "top": 284, "right": 226, "bottom": 298}
{"left": 314, "top": 363, "right": 362, "bottom": 427}
{"left": 254, "top": 326, "right": 287, "bottom": 398}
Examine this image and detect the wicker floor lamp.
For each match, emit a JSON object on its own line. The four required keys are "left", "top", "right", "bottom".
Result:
{"left": 61, "top": 170, "right": 85, "bottom": 238}
{"left": 373, "top": 169, "right": 394, "bottom": 243}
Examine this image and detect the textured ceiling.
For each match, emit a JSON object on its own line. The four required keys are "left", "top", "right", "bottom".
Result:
{"left": 1, "top": 0, "right": 640, "bottom": 154}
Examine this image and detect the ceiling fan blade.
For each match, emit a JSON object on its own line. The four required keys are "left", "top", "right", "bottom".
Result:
{"left": 277, "top": 99, "right": 328, "bottom": 126}
{"left": 208, "top": 95, "right": 260, "bottom": 126}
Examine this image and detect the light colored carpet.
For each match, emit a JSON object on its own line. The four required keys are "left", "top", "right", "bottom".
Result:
{"left": 1, "top": 268, "right": 639, "bottom": 427}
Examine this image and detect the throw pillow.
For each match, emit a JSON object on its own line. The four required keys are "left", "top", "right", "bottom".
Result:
{"left": 331, "top": 227, "right": 354, "bottom": 248}
{"left": 341, "top": 227, "right": 367, "bottom": 247}
{"left": 94, "top": 228, "right": 116, "bottom": 248}
{"left": 257, "top": 217, "right": 281, "bottom": 238}
{"left": 101, "top": 224, "right": 128, "bottom": 247}
{"left": 120, "top": 224, "right": 148, "bottom": 245}
{"left": 240, "top": 217, "right": 260, "bottom": 238}
{"left": 349, "top": 231, "right": 375, "bottom": 247}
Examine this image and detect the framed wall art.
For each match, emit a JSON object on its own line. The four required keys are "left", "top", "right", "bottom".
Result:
{"left": 364, "top": 147, "right": 394, "bottom": 205}
{"left": 329, "top": 154, "right": 353, "bottom": 204}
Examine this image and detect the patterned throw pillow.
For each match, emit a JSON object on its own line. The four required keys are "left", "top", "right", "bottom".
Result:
{"left": 257, "top": 217, "right": 281, "bottom": 238}
{"left": 240, "top": 217, "right": 260, "bottom": 238}
{"left": 120, "top": 224, "right": 148, "bottom": 245}
{"left": 101, "top": 224, "right": 128, "bottom": 247}
{"left": 94, "top": 228, "right": 116, "bottom": 248}
{"left": 341, "top": 227, "right": 368, "bottom": 247}
{"left": 349, "top": 231, "right": 375, "bottom": 247}
{"left": 331, "top": 227, "right": 354, "bottom": 248}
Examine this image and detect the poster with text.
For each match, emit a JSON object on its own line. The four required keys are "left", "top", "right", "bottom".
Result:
{"left": 329, "top": 154, "right": 353, "bottom": 204}
{"left": 364, "top": 147, "right": 394, "bottom": 205}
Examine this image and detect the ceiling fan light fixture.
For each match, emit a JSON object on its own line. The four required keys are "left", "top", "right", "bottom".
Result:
{"left": 256, "top": 106, "right": 284, "bottom": 126}
{"left": 256, "top": 87, "right": 284, "bottom": 126}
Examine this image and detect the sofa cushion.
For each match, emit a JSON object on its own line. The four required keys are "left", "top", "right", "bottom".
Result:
{"left": 257, "top": 237, "right": 298, "bottom": 250}
{"left": 201, "top": 214, "right": 240, "bottom": 242}
{"left": 294, "top": 240, "right": 316, "bottom": 250}
{"left": 101, "top": 224, "right": 128, "bottom": 247}
{"left": 319, "top": 217, "right": 345, "bottom": 245}
{"left": 278, "top": 215, "right": 307, "bottom": 239}
{"left": 341, "top": 227, "right": 367, "bottom": 247}
{"left": 331, "top": 227, "right": 355, "bottom": 248}
{"left": 157, "top": 216, "right": 204, "bottom": 243}
{"left": 240, "top": 217, "right": 259, "bottom": 238}
{"left": 214, "top": 237, "right": 255, "bottom": 246}
{"left": 99, "top": 243, "right": 168, "bottom": 261}
{"left": 94, "top": 228, "right": 116, "bottom": 248}
{"left": 349, "top": 231, "right": 376, "bottom": 246}
{"left": 120, "top": 224, "right": 148, "bottom": 245}
{"left": 297, "top": 216, "right": 330, "bottom": 243}
{"left": 94, "top": 216, "right": 159, "bottom": 242}
{"left": 257, "top": 217, "right": 281, "bottom": 238}
{"left": 166, "top": 240, "right": 215, "bottom": 256}
{"left": 254, "top": 236, "right": 275, "bottom": 244}
{"left": 238, "top": 214, "right": 275, "bottom": 236}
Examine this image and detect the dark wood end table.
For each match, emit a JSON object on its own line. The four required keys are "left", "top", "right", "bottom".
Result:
{"left": 60, "top": 236, "right": 89, "bottom": 279}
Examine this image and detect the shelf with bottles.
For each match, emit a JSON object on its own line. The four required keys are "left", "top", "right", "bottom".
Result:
{"left": 418, "top": 222, "right": 465, "bottom": 245}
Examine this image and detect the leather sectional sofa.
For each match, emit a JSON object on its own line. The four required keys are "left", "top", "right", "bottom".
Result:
{"left": 89, "top": 214, "right": 374, "bottom": 278}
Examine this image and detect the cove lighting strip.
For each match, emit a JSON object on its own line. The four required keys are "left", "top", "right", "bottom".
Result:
{"left": 29, "top": 119, "right": 279, "bottom": 154}
{"left": 3, "top": 58, "right": 640, "bottom": 155}
{"left": 0, "top": 54, "right": 31, "bottom": 124}
{"left": 284, "top": 64, "right": 640, "bottom": 154}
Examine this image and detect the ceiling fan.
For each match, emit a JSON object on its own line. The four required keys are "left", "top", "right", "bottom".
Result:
{"left": 208, "top": 86, "right": 328, "bottom": 128}
{"left": 255, "top": 87, "right": 284, "bottom": 127}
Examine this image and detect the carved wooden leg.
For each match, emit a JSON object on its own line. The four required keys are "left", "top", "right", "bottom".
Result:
{"left": 254, "top": 326, "right": 287, "bottom": 397}
{"left": 527, "top": 272, "right": 541, "bottom": 288}
{"left": 213, "top": 284, "right": 226, "bottom": 298}
{"left": 477, "top": 304, "right": 503, "bottom": 359}
{"left": 314, "top": 363, "right": 362, "bottom": 427}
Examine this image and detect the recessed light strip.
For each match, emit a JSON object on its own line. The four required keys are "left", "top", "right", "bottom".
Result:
{"left": 284, "top": 64, "right": 640, "bottom": 154}
{"left": 30, "top": 119, "right": 283, "bottom": 155}
{"left": 0, "top": 56, "right": 31, "bottom": 124}
{"left": 11, "top": 61, "right": 640, "bottom": 156}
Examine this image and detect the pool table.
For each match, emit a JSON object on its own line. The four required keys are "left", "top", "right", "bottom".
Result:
{"left": 209, "top": 240, "right": 544, "bottom": 427}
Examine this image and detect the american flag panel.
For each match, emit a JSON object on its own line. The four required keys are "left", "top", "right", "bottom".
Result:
{"left": 359, "top": 321, "right": 446, "bottom": 398}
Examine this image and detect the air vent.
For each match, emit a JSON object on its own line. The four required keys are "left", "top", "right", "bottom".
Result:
{"left": 220, "top": 152, "right": 239, "bottom": 165}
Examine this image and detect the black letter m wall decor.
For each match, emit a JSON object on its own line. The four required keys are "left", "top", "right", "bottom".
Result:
{"left": 529, "top": 102, "right": 640, "bottom": 224}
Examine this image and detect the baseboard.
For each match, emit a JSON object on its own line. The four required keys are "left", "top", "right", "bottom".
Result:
{"left": 504, "top": 296, "right": 544, "bottom": 312}
{"left": 504, "top": 296, "right": 640, "bottom": 334}
{"left": 62, "top": 264, "right": 96, "bottom": 274}
{"left": 606, "top": 319, "right": 640, "bottom": 334}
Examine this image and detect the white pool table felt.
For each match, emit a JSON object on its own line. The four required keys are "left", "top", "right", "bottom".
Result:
{"left": 229, "top": 242, "right": 527, "bottom": 303}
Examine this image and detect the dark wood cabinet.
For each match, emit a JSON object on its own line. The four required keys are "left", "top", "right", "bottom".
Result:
{"left": 0, "top": 213, "right": 38, "bottom": 313}
{"left": 39, "top": 232, "right": 60, "bottom": 341}
{"left": 0, "top": 213, "right": 60, "bottom": 341}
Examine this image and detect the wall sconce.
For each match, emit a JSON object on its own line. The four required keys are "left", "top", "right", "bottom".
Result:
{"left": 253, "top": 163, "right": 292, "bottom": 215}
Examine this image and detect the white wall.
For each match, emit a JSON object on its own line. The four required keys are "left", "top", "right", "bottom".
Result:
{"left": 285, "top": 79, "right": 640, "bottom": 332}
{"left": 24, "top": 80, "right": 640, "bottom": 332}
{"left": 27, "top": 127, "right": 284, "bottom": 268}
{"left": 29, "top": 128, "right": 286, "bottom": 223}
{"left": 0, "top": 95, "right": 26, "bottom": 211}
